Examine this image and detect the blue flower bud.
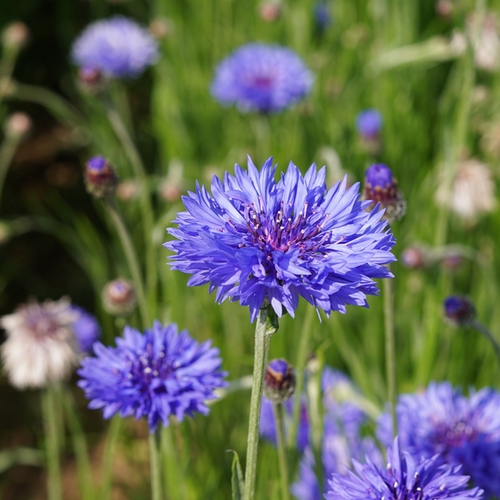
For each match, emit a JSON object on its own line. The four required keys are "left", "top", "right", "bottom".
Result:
{"left": 444, "top": 295, "right": 476, "bottom": 326}
{"left": 264, "top": 358, "right": 295, "bottom": 403}
{"left": 84, "top": 156, "right": 118, "bottom": 199}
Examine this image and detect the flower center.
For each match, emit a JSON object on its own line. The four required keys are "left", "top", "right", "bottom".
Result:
{"left": 434, "top": 420, "right": 476, "bottom": 449}
{"left": 25, "top": 309, "right": 63, "bottom": 341}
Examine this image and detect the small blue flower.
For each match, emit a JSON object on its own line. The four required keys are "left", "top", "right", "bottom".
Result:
{"left": 444, "top": 296, "right": 476, "bottom": 326}
{"left": 211, "top": 43, "right": 314, "bottom": 113}
{"left": 356, "top": 109, "right": 383, "bottom": 139}
{"left": 377, "top": 382, "right": 500, "bottom": 499}
{"left": 325, "top": 438, "right": 483, "bottom": 500}
{"left": 71, "top": 16, "right": 159, "bottom": 78}
{"left": 165, "top": 156, "right": 396, "bottom": 322}
{"left": 71, "top": 306, "right": 100, "bottom": 354}
{"left": 314, "top": 2, "right": 333, "bottom": 32}
{"left": 77, "top": 321, "right": 228, "bottom": 432}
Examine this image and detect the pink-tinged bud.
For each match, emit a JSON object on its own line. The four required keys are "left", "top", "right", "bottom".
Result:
{"left": 259, "top": 2, "right": 282, "bottom": 22}
{"left": 84, "top": 156, "right": 118, "bottom": 199}
{"left": 2, "top": 22, "right": 29, "bottom": 51}
{"left": 4, "top": 112, "right": 32, "bottom": 139}
{"left": 102, "top": 279, "right": 137, "bottom": 316}
{"left": 401, "top": 246, "right": 429, "bottom": 270}
{"left": 78, "top": 67, "right": 106, "bottom": 94}
{"left": 149, "top": 18, "right": 174, "bottom": 40}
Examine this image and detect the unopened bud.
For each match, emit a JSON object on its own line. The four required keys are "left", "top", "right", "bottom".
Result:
{"left": 116, "top": 179, "right": 140, "bottom": 202}
{"left": 259, "top": 2, "right": 282, "bottom": 22}
{"left": 84, "top": 156, "right": 118, "bottom": 199}
{"left": 264, "top": 358, "right": 295, "bottom": 403}
{"left": 364, "top": 164, "right": 406, "bottom": 223}
{"left": 4, "top": 112, "right": 32, "bottom": 139}
{"left": 102, "top": 279, "right": 137, "bottom": 316}
{"left": 444, "top": 295, "right": 476, "bottom": 326}
{"left": 78, "top": 67, "right": 106, "bottom": 94}
{"left": 2, "top": 22, "right": 29, "bottom": 51}
{"left": 401, "top": 246, "right": 429, "bottom": 269}
{"left": 149, "top": 18, "right": 174, "bottom": 40}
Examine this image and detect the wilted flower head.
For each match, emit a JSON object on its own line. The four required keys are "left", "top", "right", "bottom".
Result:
{"left": 444, "top": 296, "right": 476, "bottom": 326}
{"left": 435, "top": 159, "right": 496, "bottom": 225}
{"left": 84, "top": 156, "right": 118, "bottom": 199}
{"left": 77, "top": 321, "right": 228, "bottom": 432}
{"left": 165, "top": 156, "right": 396, "bottom": 322}
{"left": 71, "top": 16, "right": 159, "bottom": 78}
{"left": 71, "top": 306, "right": 101, "bottom": 354}
{"left": 377, "top": 382, "right": 500, "bottom": 498}
{"left": 211, "top": 43, "right": 314, "bottom": 113}
{"left": 364, "top": 164, "right": 406, "bottom": 223}
{"left": 325, "top": 438, "right": 483, "bottom": 500}
{"left": 102, "top": 279, "right": 137, "bottom": 316}
{"left": 356, "top": 109, "right": 383, "bottom": 139}
{"left": 292, "top": 367, "right": 380, "bottom": 500}
{"left": 1, "top": 298, "right": 81, "bottom": 389}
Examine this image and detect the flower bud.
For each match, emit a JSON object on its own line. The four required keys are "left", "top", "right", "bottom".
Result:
{"left": 356, "top": 109, "right": 383, "bottom": 155}
{"left": 314, "top": 2, "right": 333, "bottom": 32}
{"left": 401, "top": 246, "right": 429, "bottom": 269}
{"left": 78, "top": 67, "right": 106, "bottom": 94}
{"left": 259, "top": 2, "right": 282, "bottom": 22}
{"left": 264, "top": 358, "right": 295, "bottom": 403}
{"left": 4, "top": 112, "right": 32, "bottom": 139}
{"left": 364, "top": 164, "right": 406, "bottom": 223}
{"left": 116, "top": 179, "right": 140, "bottom": 202}
{"left": 444, "top": 295, "right": 476, "bottom": 327}
{"left": 102, "top": 279, "right": 137, "bottom": 316}
{"left": 2, "top": 22, "right": 29, "bottom": 51}
{"left": 84, "top": 156, "right": 118, "bottom": 199}
{"left": 149, "top": 18, "right": 174, "bottom": 40}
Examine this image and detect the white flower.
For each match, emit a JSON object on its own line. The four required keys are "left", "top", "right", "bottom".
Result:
{"left": 435, "top": 159, "right": 496, "bottom": 224}
{"left": 1, "top": 298, "right": 81, "bottom": 389}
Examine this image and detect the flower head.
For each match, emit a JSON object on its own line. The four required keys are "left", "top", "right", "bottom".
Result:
{"left": 211, "top": 43, "right": 313, "bottom": 113}
{"left": 264, "top": 358, "right": 295, "bottom": 403}
{"left": 377, "top": 382, "right": 500, "bottom": 498}
{"left": 71, "top": 16, "right": 159, "bottom": 78}
{"left": 102, "top": 279, "right": 137, "bottom": 316}
{"left": 364, "top": 164, "right": 406, "bottom": 223}
{"left": 444, "top": 296, "right": 476, "bottom": 326}
{"left": 71, "top": 306, "right": 101, "bottom": 354}
{"left": 356, "top": 109, "right": 383, "bottom": 139}
{"left": 84, "top": 156, "right": 118, "bottom": 199}
{"left": 1, "top": 298, "right": 81, "bottom": 389}
{"left": 325, "top": 438, "right": 483, "bottom": 500}
{"left": 77, "top": 321, "right": 228, "bottom": 432}
{"left": 165, "top": 157, "right": 396, "bottom": 322}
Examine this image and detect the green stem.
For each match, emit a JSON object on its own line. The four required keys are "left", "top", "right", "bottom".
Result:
{"left": 104, "top": 200, "right": 150, "bottom": 328}
{"left": 42, "top": 385, "right": 62, "bottom": 500}
{"left": 104, "top": 95, "right": 157, "bottom": 319}
{"left": 61, "top": 388, "right": 94, "bottom": 500}
{"left": 273, "top": 403, "right": 290, "bottom": 500}
{"left": 243, "top": 307, "right": 278, "bottom": 500}
{"left": 0, "top": 133, "right": 22, "bottom": 207}
{"left": 383, "top": 269, "right": 397, "bottom": 437}
{"left": 470, "top": 320, "right": 500, "bottom": 369}
{"left": 10, "top": 83, "right": 83, "bottom": 127}
{"left": 100, "top": 416, "right": 122, "bottom": 500}
{"left": 161, "top": 425, "right": 184, "bottom": 500}
{"left": 290, "top": 305, "right": 314, "bottom": 448}
{"left": 149, "top": 431, "right": 163, "bottom": 500}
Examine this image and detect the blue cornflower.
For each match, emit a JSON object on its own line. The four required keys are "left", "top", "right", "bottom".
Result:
{"left": 292, "top": 367, "right": 380, "bottom": 500}
{"left": 356, "top": 109, "right": 383, "bottom": 139}
{"left": 165, "top": 157, "right": 396, "bottom": 322}
{"left": 444, "top": 296, "right": 476, "bottom": 326}
{"left": 71, "top": 16, "right": 159, "bottom": 78}
{"left": 377, "top": 382, "right": 500, "bottom": 499}
{"left": 210, "top": 43, "right": 314, "bottom": 113}
{"left": 71, "top": 306, "right": 101, "bottom": 354}
{"left": 314, "top": 2, "right": 333, "bottom": 32}
{"left": 77, "top": 321, "right": 228, "bottom": 432}
{"left": 325, "top": 438, "right": 483, "bottom": 500}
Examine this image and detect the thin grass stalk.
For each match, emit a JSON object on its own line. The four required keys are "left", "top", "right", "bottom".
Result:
{"left": 99, "top": 416, "right": 122, "bottom": 500}
{"left": 42, "top": 385, "right": 62, "bottom": 500}
{"left": 272, "top": 402, "right": 290, "bottom": 500}
{"left": 0, "top": 132, "right": 22, "bottom": 206}
{"left": 104, "top": 200, "right": 150, "bottom": 328}
{"left": 243, "top": 306, "right": 277, "bottom": 500}
{"left": 383, "top": 266, "right": 397, "bottom": 436}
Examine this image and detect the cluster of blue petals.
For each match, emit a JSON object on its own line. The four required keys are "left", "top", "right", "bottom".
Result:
{"left": 377, "top": 381, "right": 500, "bottom": 499}
{"left": 71, "top": 16, "right": 159, "bottom": 78}
{"left": 325, "top": 438, "right": 483, "bottom": 500}
{"left": 70, "top": 305, "right": 101, "bottom": 354}
{"left": 77, "top": 321, "right": 228, "bottom": 432}
{"left": 292, "top": 367, "right": 380, "bottom": 500}
{"left": 165, "top": 157, "right": 396, "bottom": 322}
{"left": 356, "top": 108, "right": 383, "bottom": 138}
{"left": 211, "top": 43, "right": 314, "bottom": 113}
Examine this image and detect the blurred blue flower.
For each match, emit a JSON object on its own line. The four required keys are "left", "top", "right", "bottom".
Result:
{"left": 291, "top": 367, "right": 381, "bottom": 500}
{"left": 314, "top": 2, "right": 333, "bottom": 32}
{"left": 325, "top": 438, "right": 483, "bottom": 500}
{"left": 356, "top": 109, "right": 383, "bottom": 139}
{"left": 165, "top": 156, "right": 396, "bottom": 322}
{"left": 71, "top": 16, "right": 159, "bottom": 78}
{"left": 377, "top": 382, "right": 500, "bottom": 498}
{"left": 77, "top": 321, "right": 228, "bottom": 432}
{"left": 71, "top": 306, "right": 100, "bottom": 354}
{"left": 444, "top": 296, "right": 476, "bottom": 326}
{"left": 210, "top": 43, "right": 314, "bottom": 113}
